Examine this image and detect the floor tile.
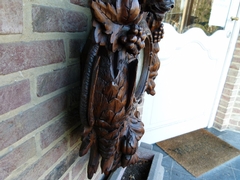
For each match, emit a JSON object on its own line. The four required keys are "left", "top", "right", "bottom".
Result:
{"left": 228, "top": 155, "right": 240, "bottom": 171}
{"left": 163, "top": 168, "right": 171, "bottom": 180}
{"left": 233, "top": 169, "right": 240, "bottom": 180}
{"left": 170, "top": 169, "right": 196, "bottom": 180}
{"left": 162, "top": 156, "right": 174, "bottom": 169}
{"left": 218, "top": 131, "right": 240, "bottom": 150}
{"left": 205, "top": 128, "right": 226, "bottom": 137}
{"left": 171, "top": 161, "right": 190, "bottom": 175}
{"left": 199, "top": 166, "right": 235, "bottom": 180}
{"left": 153, "top": 144, "right": 168, "bottom": 157}
{"left": 153, "top": 129, "right": 240, "bottom": 180}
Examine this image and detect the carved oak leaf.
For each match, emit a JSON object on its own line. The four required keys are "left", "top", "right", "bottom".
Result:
{"left": 92, "top": 0, "right": 124, "bottom": 52}
{"left": 121, "top": 115, "right": 144, "bottom": 152}
{"left": 94, "top": 0, "right": 117, "bottom": 22}
{"left": 91, "top": 0, "right": 120, "bottom": 35}
{"left": 120, "top": 111, "right": 144, "bottom": 166}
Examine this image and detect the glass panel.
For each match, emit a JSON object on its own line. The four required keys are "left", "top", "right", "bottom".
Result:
{"left": 164, "top": 0, "right": 231, "bottom": 35}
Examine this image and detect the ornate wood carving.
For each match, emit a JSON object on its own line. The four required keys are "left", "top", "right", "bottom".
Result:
{"left": 79, "top": 0, "right": 174, "bottom": 178}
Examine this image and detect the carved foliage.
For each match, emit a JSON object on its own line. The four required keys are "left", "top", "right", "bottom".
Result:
{"left": 79, "top": 0, "right": 174, "bottom": 178}
{"left": 92, "top": 0, "right": 144, "bottom": 52}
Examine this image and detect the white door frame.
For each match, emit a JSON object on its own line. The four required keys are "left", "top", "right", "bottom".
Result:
{"left": 141, "top": 1, "right": 240, "bottom": 144}
{"left": 208, "top": 2, "right": 240, "bottom": 127}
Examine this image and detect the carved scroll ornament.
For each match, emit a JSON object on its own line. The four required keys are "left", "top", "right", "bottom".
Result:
{"left": 79, "top": 0, "right": 174, "bottom": 178}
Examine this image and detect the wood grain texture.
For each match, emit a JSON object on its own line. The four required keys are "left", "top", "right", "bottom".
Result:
{"left": 79, "top": 0, "right": 174, "bottom": 178}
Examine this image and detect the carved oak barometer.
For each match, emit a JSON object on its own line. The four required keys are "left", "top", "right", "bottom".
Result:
{"left": 79, "top": 0, "right": 174, "bottom": 178}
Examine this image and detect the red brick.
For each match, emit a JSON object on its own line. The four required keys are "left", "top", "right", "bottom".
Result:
{"left": 230, "top": 63, "right": 240, "bottom": 71}
{"left": 231, "top": 114, "right": 240, "bottom": 122}
{"left": 70, "top": 0, "right": 90, "bottom": 7}
{"left": 67, "top": 146, "right": 81, "bottom": 166}
{"left": 0, "top": 94, "right": 67, "bottom": 151}
{"left": 43, "top": 160, "right": 68, "bottom": 180}
{"left": 216, "top": 111, "right": 230, "bottom": 120}
{"left": 236, "top": 96, "right": 240, "bottom": 102}
{"left": 213, "top": 122, "right": 227, "bottom": 131}
{"left": 69, "top": 39, "right": 85, "bottom": 58}
{"left": 216, "top": 106, "right": 228, "bottom": 115}
{"left": 227, "top": 68, "right": 239, "bottom": 78}
{"left": 62, "top": 173, "right": 70, "bottom": 180}
{"left": 72, "top": 155, "right": 89, "bottom": 179}
{"left": 40, "top": 114, "right": 78, "bottom": 149}
{"left": 224, "top": 82, "right": 235, "bottom": 91}
{"left": 67, "top": 87, "right": 81, "bottom": 110}
{"left": 0, "top": 138, "right": 36, "bottom": 180}
{"left": 37, "top": 64, "right": 80, "bottom": 97}
{"left": 222, "top": 88, "right": 234, "bottom": 97}
{"left": 93, "top": 172, "right": 104, "bottom": 180}
{"left": 234, "top": 102, "right": 240, "bottom": 108}
{"left": 235, "top": 42, "right": 240, "bottom": 49}
{"left": 234, "top": 49, "right": 240, "bottom": 57}
{"left": 225, "top": 75, "right": 238, "bottom": 85}
{"left": 219, "top": 96, "right": 229, "bottom": 104}
{"left": 228, "top": 125, "right": 240, "bottom": 131}
{"left": 32, "top": 5, "right": 88, "bottom": 32}
{"left": 0, "top": 0, "right": 23, "bottom": 34}
{"left": 70, "top": 126, "right": 82, "bottom": 147}
{"left": 221, "top": 94, "right": 234, "bottom": 102}
{"left": 229, "top": 119, "right": 238, "bottom": 126}
{"left": 0, "top": 80, "right": 31, "bottom": 115}
{"left": 0, "top": 40, "right": 65, "bottom": 75}
{"left": 43, "top": 146, "right": 80, "bottom": 180}
{"left": 232, "top": 57, "right": 240, "bottom": 63}
{"left": 213, "top": 122, "right": 221, "bottom": 130}
{"left": 78, "top": 167, "right": 87, "bottom": 180}
{"left": 18, "top": 138, "right": 67, "bottom": 180}
{"left": 232, "top": 107, "right": 240, "bottom": 113}
{"left": 214, "top": 116, "right": 224, "bottom": 124}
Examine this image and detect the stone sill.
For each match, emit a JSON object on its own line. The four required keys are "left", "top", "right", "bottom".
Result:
{"left": 107, "top": 142, "right": 164, "bottom": 180}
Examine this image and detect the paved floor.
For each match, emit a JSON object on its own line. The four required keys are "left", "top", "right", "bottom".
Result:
{"left": 152, "top": 128, "right": 240, "bottom": 180}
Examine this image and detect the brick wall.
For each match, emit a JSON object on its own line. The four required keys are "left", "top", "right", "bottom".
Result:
{"left": 214, "top": 30, "right": 240, "bottom": 132}
{"left": 0, "top": 0, "right": 102, "bottom": 179}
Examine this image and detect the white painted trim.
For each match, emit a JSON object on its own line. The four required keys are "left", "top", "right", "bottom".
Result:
{"left": 208, "top": 3, "right": 240, "bottom": 127}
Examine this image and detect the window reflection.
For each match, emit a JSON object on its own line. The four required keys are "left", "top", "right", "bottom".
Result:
{"left": 164, "top": 0, "right": 225, "bottom": 35}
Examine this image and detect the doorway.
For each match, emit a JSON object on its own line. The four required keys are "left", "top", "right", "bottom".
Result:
{"left": 141, "top": 0, "right": 240, "bottom": 144}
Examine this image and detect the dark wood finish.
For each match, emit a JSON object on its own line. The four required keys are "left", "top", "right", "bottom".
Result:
{"left": 79, "top": 0, "right": 174, "bottom": 178}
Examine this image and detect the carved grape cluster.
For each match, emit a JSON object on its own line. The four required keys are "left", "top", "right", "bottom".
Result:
{"left": 152, "top": 23, "right": 164, "bottom": 43}
{"left": 119, "top": 25, "right": 147, "bottom": 56}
